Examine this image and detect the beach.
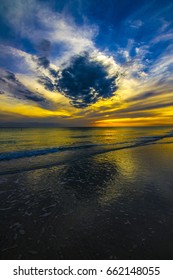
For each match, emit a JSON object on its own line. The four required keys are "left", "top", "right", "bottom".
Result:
{"left": 0, "top": 127, "right": 173, "bottom": 259}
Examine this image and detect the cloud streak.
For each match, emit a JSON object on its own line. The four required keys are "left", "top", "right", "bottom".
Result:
{"left": 0, "top": 68, "right": 55, "bottom": 110}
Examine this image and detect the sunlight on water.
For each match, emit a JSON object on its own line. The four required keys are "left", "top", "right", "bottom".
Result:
{"left": 0, "top": 127, "right": 173, "bottom": 175}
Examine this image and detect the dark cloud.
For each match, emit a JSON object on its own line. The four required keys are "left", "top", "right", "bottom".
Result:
{"left": 126, "top": 91, "right": 154, "bottom": 102}
{"left": 37, "top": 56, "right": 50, "bottom": 68}
{"left": 56, "top": 53, "right": 118, "bottom": 108}
{"left": 5, "top": 71, "right": 17, "bottom": 82}
{"left": 37, "top": 52, "right": 119, "bottom": 108}
{"left": 37, "top": 39, "right": 51, "bottom": 53}
{"left": 113, "top": 101, "right": 173, "bottom": 115}
{"left": 135, "top": 102, "right": 173, "bottom": 111}
{"left": 38, "top": 75, "right": 55, "bottom": 91}
{"left": 0, "top": 77, "right": 7, "bottom": 83}
{"left": 126, "top": 87, "right": 173, "bottom": 104}
{"left": 34, "top": 39, "right": 52, "bottom": 69}
{"left": 17, "top": 88, "right": 46, "bottom": 102}
{"left": 0, "top": 69, "right": 54, "bottom": 109}
{"left": 33, "top": 55, "right": 50, "bottom": 69}
{"left": 49, "top": 68, "right": 59, "bottom": 78}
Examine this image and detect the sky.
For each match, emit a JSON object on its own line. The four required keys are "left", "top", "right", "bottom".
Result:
{"left": 0, "top": 0, "right": 173, "bottom": 127}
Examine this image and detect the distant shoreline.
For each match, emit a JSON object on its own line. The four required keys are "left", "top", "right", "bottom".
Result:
{"left": 0, "top": 125, "right": 173, "bottom": 129}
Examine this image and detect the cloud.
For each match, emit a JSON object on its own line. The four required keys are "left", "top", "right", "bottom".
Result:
{"left": 126, "top": 91, "right": 154, "bottom": 102}
{"left": 0, "top": 0, "right": 173, "bottom": 126}
{"left": 116, "top": 101, "right": 173, "bottom": 114}
{"left": 129, "top": 19, "right": 143, "bottom": 29}
{"left": 36, "top": 56, "right": 50, "bottom": 69}
{"left": 0, "top": 44, "right": 38, "bottom": 74}
{"left": 0, "top": 69, "right": 54, "bottom": 109}
{"left": 0, "top": 0, "right": 120, "bottom": 110}
{"left": 125, "top": 85, "right": 173, "bottom": 103}
{"left": 1, "top": 0, "right": 97, "bottom": 65}
{"left": 152, "top": 28, "right": 173, "bottom": 44}
{"left": 37, "top": 52, "right": 120, "bottom": 108}
{"left": 34, "top": 39, "right": 52, "bottom": 69}
{"left": 36, "top": 39, "right": 51, "bottom": 53}
{"left": 38, "top": 75, "right": 55, "bottom": 91}
{"left": 0, "top": 42, "right": 122, "bottom": 110}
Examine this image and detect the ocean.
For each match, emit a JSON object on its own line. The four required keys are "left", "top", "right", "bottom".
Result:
{"left": 0, "top": 127, "right": 173, "bottom": 259}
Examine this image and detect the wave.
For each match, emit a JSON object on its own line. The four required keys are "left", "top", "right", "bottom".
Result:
{"left": 0, "top": 140, "right": 17, "bottom": 144}
{"left": 0, "top": 143, "right": 100, "bottom": 161}
{"left": 0, "top": 130, "right": 173, "bottom": 176}
{"left": 0, "top": 130, "right": 173, "bottom": 162}
{"left": 70, "top": 134, "right": 115, "bottom": 138}
{"left": 1, "top": 141, "right": 173, "bottom": 177}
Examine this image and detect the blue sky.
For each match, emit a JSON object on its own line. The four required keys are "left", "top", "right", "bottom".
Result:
{"left": 0, "top": 0, "right": 173, "bottom": 126}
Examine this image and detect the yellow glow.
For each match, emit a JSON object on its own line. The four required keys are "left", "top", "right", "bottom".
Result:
{"left": 1, "top": 71, "right": 173, "bottom": 126}
{"left": 0, "top": 96, "right": 71, "bottom": 118}
{"left": 93, "top": 115, "right": 173, "bottom": 127}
